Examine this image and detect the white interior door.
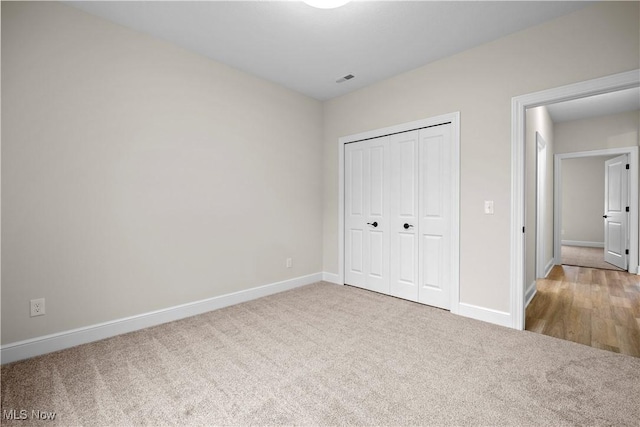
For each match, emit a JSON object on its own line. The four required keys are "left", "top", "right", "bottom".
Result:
{"left": 344, "top": 137, "right": 390, "bottom": 293}
{"left": 390, "top": 131, "right": 420, "bottom": 300}
{"left": 604, "top": 154, "right": 628, "bottom": 270}
{"left": 418, "top": 124, "right": 452, "bottom": 309}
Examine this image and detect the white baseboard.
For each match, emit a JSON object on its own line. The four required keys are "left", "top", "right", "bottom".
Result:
{"left": 457, "top": 302, "right": 512, "bottom": 328}
{"left": 525, "top": 281, "right": 537, "bottom": 308}
{"left": 1, "top": 273, "right": 323, "bottom": 365}
{"left": 561, "top": 240, "right": 604, "bottom": 248}
{"left": 322, "top": 272, "right": 341, "bottom": 284}
{"left": 544, "top": 259, "right": 555, "bottom": 278}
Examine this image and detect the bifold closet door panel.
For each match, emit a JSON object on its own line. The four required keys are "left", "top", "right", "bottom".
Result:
{"left": 344, "top": 137, "right": 390, "bottom": 293}
{"left": 418, "top": 124, "right": 452, "bottom": 309}
{"left": 389, "top": 130, "right": 420, "bottom": 301}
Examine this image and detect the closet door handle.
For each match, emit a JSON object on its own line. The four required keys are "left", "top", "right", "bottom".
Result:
{"left": 603, "top": 215, "right": 608, "bottom": 218}
{"left": 403, "top": 223, "right": 414, "bottom": 229}
{"left": 367, "top": 221, "right": 378, "bottom": 228}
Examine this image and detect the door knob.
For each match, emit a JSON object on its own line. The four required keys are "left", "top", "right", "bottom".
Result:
{"left": 367, "top": 221, "right": 378, "bottom": 228}
{"left": 603, "top": 215, "right": 608, "bottom": 218}
{"left": 404, "top": 223, "right": 414, "bottom": 229}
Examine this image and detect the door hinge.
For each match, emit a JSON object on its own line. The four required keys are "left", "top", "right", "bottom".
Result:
{"left": 626, "top": 164, "right": 630, "bottom": 170}
{"left": 625, "top": 249, "right": 629, "bottom": 255}
{"left": 626, "top": 206, "right": 630, "bottom": 212}
{"left": 522, "top": 226, "right": 525, "bottom": 233}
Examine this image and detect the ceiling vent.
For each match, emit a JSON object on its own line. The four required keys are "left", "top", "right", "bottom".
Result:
{"left": 336, "top": 74, "right": 355, "bottom": 83}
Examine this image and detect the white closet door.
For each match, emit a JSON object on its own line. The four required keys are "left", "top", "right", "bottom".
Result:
{"left": 418, "top": 124, "right": 451, "bottom": 309}
{"left": 344, "top": 137, "right": 390, "bottom": 293}
{"left": 390, "top": 131, "right": 420, "bottom": 300}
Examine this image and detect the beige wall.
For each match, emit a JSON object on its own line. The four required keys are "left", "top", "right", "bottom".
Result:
{"left": 554, "top": 110, "right": 640, "bottom": 154}
{"left": 525, "top": 106, "right": 554, "bottom": 289}
{"left": 323, "top": 2, "right": 639, "bottom": 313}
{"left": 3, "top": 1, "right": 639, "bottom": 345}
{"left": 561, "top": 156, "right": 614, "bottom": 244}
{"left": 1, "top": 2, "right": 323, "bottom": 344}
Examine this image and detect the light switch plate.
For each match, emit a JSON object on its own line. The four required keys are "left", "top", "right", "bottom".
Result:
{"left": 484, "top": 200, "right": 494, "bottom": 215}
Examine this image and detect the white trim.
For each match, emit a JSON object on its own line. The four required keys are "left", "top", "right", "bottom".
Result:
{"left": 511, "top": 69, "right": 640, "bottom": 331}
{"left": 337, "top": 112, "right": 460, "bottom": 315}
{"left": 536, "top": 132, "right": 548, "bottom": 279}
{"left": 322, "top": 272, "right": 341, "bottom": 284}
{"left": 544, "top": 258, "right": 555, "bottom": 278}
{"left": 456, "top": 303, "right": 511, "bottom": 328}
{"left": 525, "top": 282, "right": 537, "bottom": 308}
{"left": 1, "top": 273, "right": 322, "bottom": 364}
{"left": 554, "top": 147, "right": 638, "bottom": 272}
{"left": 561, "top": 240, "right": 605, "bottom": 248}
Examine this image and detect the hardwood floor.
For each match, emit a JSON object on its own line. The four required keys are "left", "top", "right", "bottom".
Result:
{"left": 526, "top": 265, "right": 640, "bottom": 357}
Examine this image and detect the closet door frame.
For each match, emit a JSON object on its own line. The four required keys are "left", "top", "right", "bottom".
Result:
{"left": 338, "top": 112, "right": 460, "bottom": 315}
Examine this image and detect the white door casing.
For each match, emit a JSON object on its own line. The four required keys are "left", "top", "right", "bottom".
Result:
{"left": 344, "top": 137, "right": 390, "bottom": 293}
{"left": 604, "top": 154, "right": 628, "bottom": 269}
{"left": 536, "top": 132, "right": 548, "bottom": 279}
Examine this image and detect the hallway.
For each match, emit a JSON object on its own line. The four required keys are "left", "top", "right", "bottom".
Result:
{"left": 561, "top": 245, "right": 624, "bottom": 271}
{"left": 526, "top": 265, "right": 640, "bottom": 357}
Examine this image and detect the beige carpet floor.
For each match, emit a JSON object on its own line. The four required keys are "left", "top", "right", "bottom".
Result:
{"left": 2, "top": 282, "right": 640, "bottom": 426}
{"left": 561, "top": 245, "right": 625, "bottom": 271}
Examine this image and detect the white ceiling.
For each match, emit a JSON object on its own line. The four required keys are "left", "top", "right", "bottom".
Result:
{"left": 546, "top": 87, "right": 640, "bottom": 123}
{"left": 66, "top": 1, "right": 592, "bottom": 101}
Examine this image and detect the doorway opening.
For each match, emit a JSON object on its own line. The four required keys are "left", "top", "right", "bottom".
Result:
{"left": 555, "top": 150, "right": 634, "bottom": 272}
{"left": 511, "top": 69, "right": 640, "bottom": 331}
{"left": 515, "top": 70, "right": 640, "bottom": 356}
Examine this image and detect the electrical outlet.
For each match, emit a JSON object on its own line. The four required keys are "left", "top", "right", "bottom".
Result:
{"left": 286, "top": 258, "right": 293, "bottom": 268}
{"left": 30, "top": 298, "right": 45, "bottom": 317}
